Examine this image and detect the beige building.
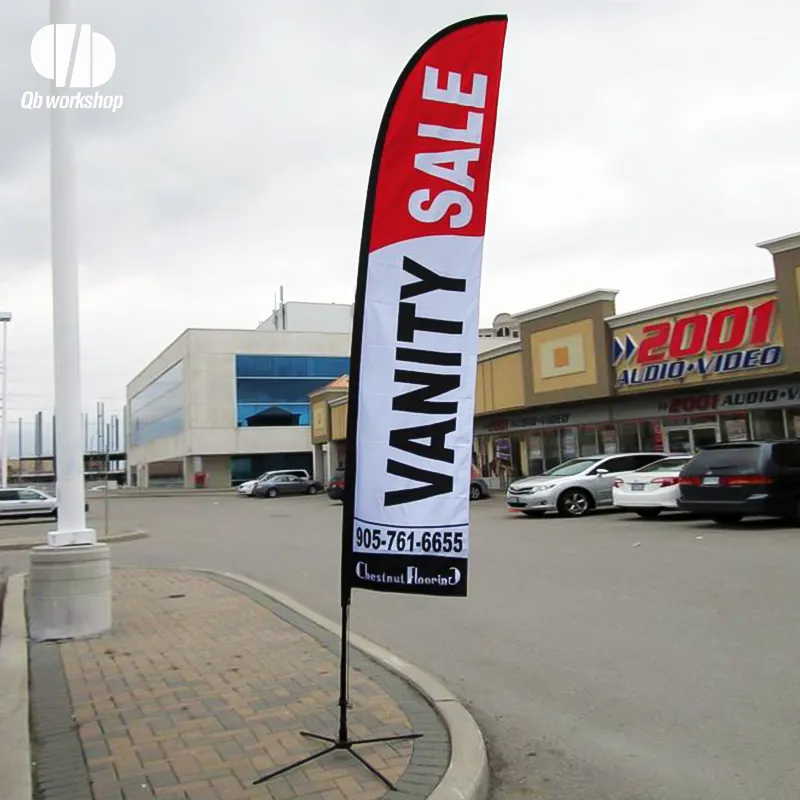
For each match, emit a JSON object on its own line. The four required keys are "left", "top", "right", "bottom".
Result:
{"left": 125, "top": 319, "right": 351, "bottom": 488}
{"left": 310, "top": 231, "right": 800, "bottom": 489}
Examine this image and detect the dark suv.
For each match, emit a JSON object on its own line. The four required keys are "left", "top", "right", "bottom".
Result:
{"left": 677, "top": 440, "right": 800, "bottom": 524}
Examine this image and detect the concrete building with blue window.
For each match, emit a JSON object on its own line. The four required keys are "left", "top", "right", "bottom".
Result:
{"left": 125, "top": 302, "right": 352, "bottom": 488}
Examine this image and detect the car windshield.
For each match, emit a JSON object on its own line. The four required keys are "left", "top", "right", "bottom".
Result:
{"left": 541, "top": 458, "right": 603, "bottom": 477}
{"left": 635, "top": 457, "right": 691, "bottom": 473}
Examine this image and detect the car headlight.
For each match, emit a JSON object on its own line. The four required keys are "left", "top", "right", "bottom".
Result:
{"left": 529, "top": 484, "right": 555, "bottom": 492}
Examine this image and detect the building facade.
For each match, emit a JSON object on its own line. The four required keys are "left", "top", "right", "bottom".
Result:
{"left": 309, "top": 231, "right": 800, "bottom": 489}
{"left": 309, "top": 376, "right": 349, "bottom": 485}
{"left": 125, "top": 324, "right": 350, "bottom": 488}
{"left": 257, "top": 299, "right": 354, "bottom": 333}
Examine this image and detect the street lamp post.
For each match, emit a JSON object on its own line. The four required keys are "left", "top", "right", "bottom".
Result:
{"left": 0, "top": 313, "right": 11, "bottom": 489}
{"left": 47, "top": 1, "right": 95, "bottom": 547}
{"left": 27, "top": 0, "right": 111, "bottom": 643}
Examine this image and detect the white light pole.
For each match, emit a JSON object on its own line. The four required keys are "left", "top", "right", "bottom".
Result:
{"left": 47, "top": 0, "right": 94, "bottom": 547}
{"left": 28, "top": 0, "right": 110, "bottom": 644}
{"left": 0, "top": 312, "right": 11, "bottom": 488}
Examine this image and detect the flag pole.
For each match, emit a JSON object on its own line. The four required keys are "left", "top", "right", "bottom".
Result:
{"left": 252, "top": 13, "right": 509, "bottom": 791}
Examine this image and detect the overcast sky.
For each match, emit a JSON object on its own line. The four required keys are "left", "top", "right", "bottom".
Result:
{"left": 1, "top": 0, "right": 799, "bottom": 448}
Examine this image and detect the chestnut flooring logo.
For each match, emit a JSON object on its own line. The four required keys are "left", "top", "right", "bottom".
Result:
{"left": 22, "top": 24, "right": 123, "bottom": 112}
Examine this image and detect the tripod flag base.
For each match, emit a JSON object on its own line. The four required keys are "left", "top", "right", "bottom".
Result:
{"left": 253, "top": 730, "right": 423, "bottom": 791}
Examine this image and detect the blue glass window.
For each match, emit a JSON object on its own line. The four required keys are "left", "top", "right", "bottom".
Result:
{"left": 236, "top": 403, "right": 311, "bottom": 427}
{"left": 234, "top": 355, "right": 348, "bottom": 428}
{"left": 129, "top": 361, "right": 184, "bottom": 447}
{"left": 236, "top": 378, "right": 332, "bottom": 404}
{"left": 236, "top": 355, "right": 350, "bottom": 378}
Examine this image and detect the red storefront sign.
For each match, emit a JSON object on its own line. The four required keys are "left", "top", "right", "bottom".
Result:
{"left": 636, "top": 299, "right": 777, "bottom": 365}
{"left": 657, "top": 394, "right": 721, "bottom": 414}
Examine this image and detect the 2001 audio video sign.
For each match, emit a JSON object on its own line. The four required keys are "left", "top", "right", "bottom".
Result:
{"left": 341, "top": 16, "right": 508, "bottom": 598}
{"left": 615, "top": 299, "right": 782, "bottom": 388}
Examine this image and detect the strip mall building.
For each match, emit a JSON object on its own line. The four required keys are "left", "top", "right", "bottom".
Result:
{"left": 310, "top": 231, "right": 800, "bottom": 488}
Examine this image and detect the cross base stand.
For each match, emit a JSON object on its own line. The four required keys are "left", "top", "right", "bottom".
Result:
{"left": 253, "top": 600, "right": 422, "bottom": 791}
{"left": 253, "top": 729, "right": 423, "bottom": 790}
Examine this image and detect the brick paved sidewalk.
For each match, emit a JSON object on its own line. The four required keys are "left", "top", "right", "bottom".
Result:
{"left": 29, "top": 570, "right": 449, "bottom": 800}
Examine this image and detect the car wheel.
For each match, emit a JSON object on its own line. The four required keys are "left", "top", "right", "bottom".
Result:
{"left": 469, "top": 483, "right": 482, "bottom": 501}
{"left": 267, "top": 488, "right": 278, "bottom": 498}
{"left": 635, "top": 508, "right": 662, "bottom": 519}
{"left": 711, "top": 514, "right": 743, "bottom": 524}
{"left": 307, "top": 485, "right": 318, "bottom": 495}
{"left": 522, "top": 510, "right": 545, "bottom": 518}
{"left": 557, "top": 489, "right": 592, "bottom": 517}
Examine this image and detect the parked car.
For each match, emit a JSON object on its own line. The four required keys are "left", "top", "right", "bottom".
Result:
{"left": 506, "top": 452, "right": 671, "bottom": 517}
{"left": 237, "top": 469, "right": 311, "bottom": 496}
{"left": 327, "top": 469, "right": 345, "bottom": 501}
{"left": 470, "top": 464, "right": 490, "bottom": 500}
{"left": 327, "top": 467, "right": 490, "bottom": 502}
{"left": 677, "top": 440, "right": 800, "bottom": 524}
{"left": 612, "top": 455, "right": 694, "bottom": 518}
{"left": 252, "top": 473, "right": 323, "bottom": 498}
{"left": 0, "top": 486, "right": 88, "bottom": 520}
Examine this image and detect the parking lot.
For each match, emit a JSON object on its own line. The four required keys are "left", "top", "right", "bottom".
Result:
{"left": 4, "top": 491, "right": 800, "bottom": 800}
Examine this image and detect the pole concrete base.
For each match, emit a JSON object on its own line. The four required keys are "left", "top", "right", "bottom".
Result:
{"left": 48, "top": 527, "right": 96, "bottom": 547}
{"left": 27, "top": 543, "right": 112, "bottom": 642}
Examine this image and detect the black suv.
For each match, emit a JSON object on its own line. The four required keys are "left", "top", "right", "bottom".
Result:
{"left": 678, "top": 440, "right": 800, "bottom": 524}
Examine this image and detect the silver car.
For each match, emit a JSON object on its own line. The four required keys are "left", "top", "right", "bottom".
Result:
{"left": 470, "top": 476, "right": 490, "bottom": 501}
{"left": 0, "top": 486, "right": 58, "bottom": 519}
{"left": 506, "top": 453, "right": 671, "bottom": 518}
{"left": 252, "top": 474, "right": 323, "bottom": 498}
{"left": 237, "top": 469, "right": 311, "bottom": 496}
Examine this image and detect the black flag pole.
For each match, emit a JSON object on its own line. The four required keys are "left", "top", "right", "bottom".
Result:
{"left": 253, "top": 13, "right": 507, "bottom": 791}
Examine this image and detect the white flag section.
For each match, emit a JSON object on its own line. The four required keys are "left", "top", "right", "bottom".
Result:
{"left": 343, "top": 15, "right": 507, "bottom": 598}
{"left": 352, "top": 237, "right": 482, "bottom": 590}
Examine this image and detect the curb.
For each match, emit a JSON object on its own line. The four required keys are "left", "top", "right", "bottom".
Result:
{"left": 0, "top": 574, "right": 31, "bottom": 800}
{"left": 204, "top": 571, "right": 490, "bottom": 800}
{"left": 0, "top": 529, "right": 148, "bottom": 552}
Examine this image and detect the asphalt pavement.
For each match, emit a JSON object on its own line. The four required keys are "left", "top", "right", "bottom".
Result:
{"left": 3, "top": 493, "right": 800, "bottom": 800}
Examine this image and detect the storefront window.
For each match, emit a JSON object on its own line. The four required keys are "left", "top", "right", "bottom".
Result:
{"left": 542, "top": 428, "right": 560, "bottom": 469}
{"left": 639, "top": 421, "right": 664, "bottom": 452}
{"left": 560, "top": 427, "right": 578, "bottom": 461}
{"left": 788, "top": 413, "right": 800, "bottom": 440}
{"left": 721, "top": 416, "right": 749, "bottom": 442}
{"left": 474, "top": 437, "right": 491, "bottom": 477}
{"left": 578, "top": 426, "right": 599, "bottom": 456}
{"left": 599, "top": 425, "right": 618, "bottom": 454}
{"left": 482, "top": 436, "right": 524, "bottom": 485}
{"left": 751, "top": 409, "right": 786, "bottom": 440}
{"left": 527, "top": 433, "right": 545, "bottom": 475}
{"left": 617, "top": 422, "right": 640, "bottom": 453}
{"left": 509, "top": 435, "right": 525, "bottom": 478}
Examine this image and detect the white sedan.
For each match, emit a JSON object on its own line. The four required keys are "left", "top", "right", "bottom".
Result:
{"left": 612, "top": 455, "right": 694, "bottom": 518}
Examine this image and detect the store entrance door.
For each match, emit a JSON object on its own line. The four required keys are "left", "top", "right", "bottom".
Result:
{"left": 665, "top": 425, "right": 719, "bottom": 454}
